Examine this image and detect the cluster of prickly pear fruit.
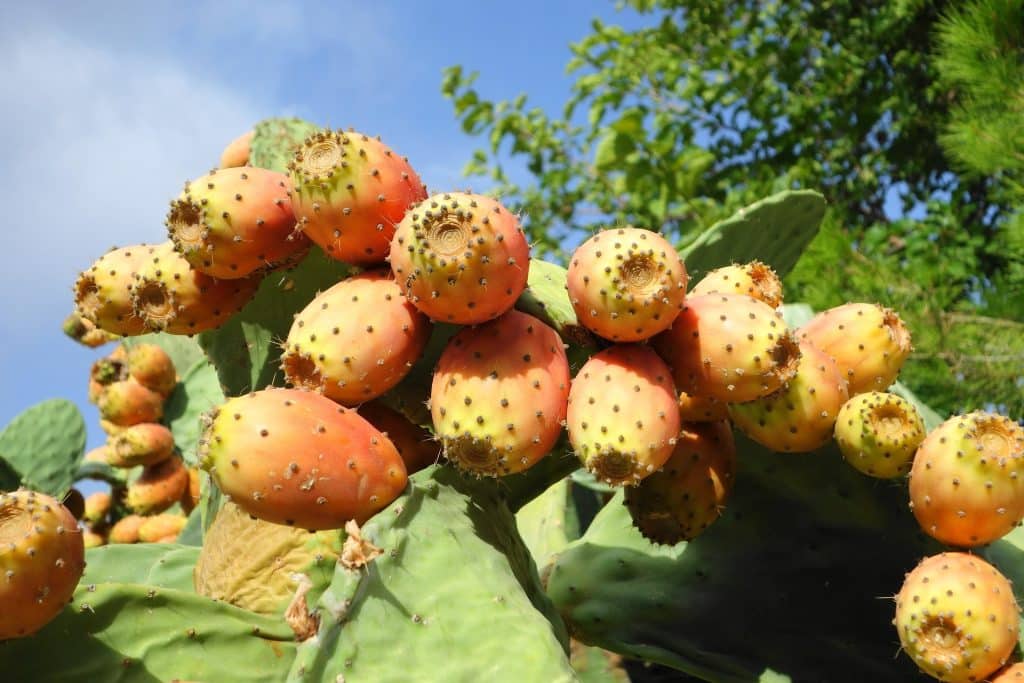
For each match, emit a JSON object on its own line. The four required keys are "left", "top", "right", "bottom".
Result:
{"left": 3, "top": 116, "right": 1016, "bottom": 683}
{"left": 79, "top": 343, "right": 196, "bottom": 546}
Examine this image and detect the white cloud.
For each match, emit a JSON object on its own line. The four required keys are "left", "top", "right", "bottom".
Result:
{"left": 0, "top": 27, "right": 261, "bottom": 343}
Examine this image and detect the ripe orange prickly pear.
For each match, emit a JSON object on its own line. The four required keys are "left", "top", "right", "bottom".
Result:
{"left": 430, "top": 310, "right": 570, "bottom": 477}
{"left": 567, "top": 344, "right": 680, "bottom": 485}
{"left": 82, "top": 445, "right": 111, "bottom": 464}
{"left": 181, "top": 467, "right": 201, "bottom": 515}
{"left": 82, "top": 491, "right": 111, "bottom": 528}
{"left": 834, "top": 391, "right": 926, "bottom": 478}
{"left": 566, "top": 227, "right": 687, "bottom": 342}
{"left": 132, "top": 241, "right": 262, "bottom": 335}
{"left": 289, "top": 129, "right": 427, "bottom": 265}
{"left": 390, "top": 192, "right": 530, "bottom": 325}
{"left": 125, "top": 344, "right": 178, "bottom": 397}
{"left": 624, "top": 420, "right": 736, "bottom": 543}
{"left": 219, "top": 129, "right": 254, "bottom": 168}
{"left": 167, "top": 167, "right": 306, "bottom": 279}
{"left": 358, "top": 401, "right": 440, "bottom": 475}
{"left": 82, "top": 529, "right": 106, "bottom": 548}
{"left": 126, "top": 457, "right": 190, "bottom": 515}
{"left": 0, "top": 490, "right": 86, "bottom": 639}
{"left": 107, "top": 422, "right": 175, "bottom": 468}
{"left": 689, "top": 260, "right": 783, "bottom": 308}
{"left": 137, "top": 514, "right": 187, "bottom": 543}
{"left": 727, "top": 340, "right": 849, "bottom": 453}
{"left": 797, "top": 302, "right": 912, "bottom": 395}
{"left": 651, "top": 293, "right": 801, "bottom": 403}
{"left": 199, "top": 388, "right": 408, "bottom": 529}
{"left": 281, "top": 270, "right": 431, "bottom": 406}
{"left": 677, "top": 391, "right": 729, "bottom": 423}
{"left": 894, "top": 552, "right": 1020, "bottom": 682}
{"left": 908, "top": 412, "right": 1024, "bottom": 547}
{"left": 96, "top": 378, "right": 165, "bottom": 427}
{"left": 108, "top": 515, "right": 146, "bottom": 544}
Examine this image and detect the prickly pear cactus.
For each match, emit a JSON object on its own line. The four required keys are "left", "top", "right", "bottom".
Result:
{"left": 0, "top": 399, "right": 86, "bottom": 495}
{"left": 680, "top": 189, "right": 826, "bottom": 281}
{"left": 287, "top": 466, "right": 576, "bottom": 682}
{"left": 248, "top": 117, "right": 321, "bottom": 174}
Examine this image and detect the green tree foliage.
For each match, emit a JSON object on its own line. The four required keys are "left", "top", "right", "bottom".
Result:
{"left": 442, "top": 0, "right": 1023, "bottom": 418}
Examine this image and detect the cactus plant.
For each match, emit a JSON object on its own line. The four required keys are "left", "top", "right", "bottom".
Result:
{"left": 4, "top": 116, "right": 1021, "bottom": 683}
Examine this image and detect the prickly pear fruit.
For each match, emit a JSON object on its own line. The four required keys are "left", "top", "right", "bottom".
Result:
{"left": 909, "top": 412, "right": 1024, "bottom": 547}
{"left": 74, "top": 244, "right": 155, "bottom": 336}
{"left": 181, "top": 467, "right": 201, "bottom": 515}
{"left": 107, "top": 422, "right": 175, "bottom": 468}
{"left": 137, "top": 514, "right": 187, "bottom": 543}
{"left": 566, "top": 227, "right": 687, "bottom": 341}
{"left": 0, "top": 490, "right": 86, "bottom": 639}
{"left": 390, "top": 192, "right": 531, "bottom": 324}
{"left": 894, "top": 552, "right": 1020, "bottom": 682}
{"left": 82, "top": 529, "right": 106, "bottom": 549}
{"left": 82, "top": 446, "right": 110, "bottom": 464}
{"left": 82, "top": 491, "right": 111, "bottom": 528}
{"left": 652, "top": 293, "right": 801, "bottom": 403}
{"left": 281, "top": 270, "right": 431, "bottom": 406}
{"left": 194, "top": 500, "right": 342, "bottom": 616}
{"left": 96, "top": 378, "right": 165, "bottom": 427}
{"left": 677, "top": 391, "right": 729, "bottom": 423}
{"left": 288, "top": 129, "right": 427, "bottom": 264}
{"left": 132, "top": 241, "right": 262, "bottom": 335}
{"left": 125, "top": 344, "right": 178, "bottom": 397}
{"left": 358, "top": 401, "right": 440, "bottom": 475}
{"left": 126, "top": 457, "right": 190, "bottom": 515}
{"left": 567, "top": 344, "right": 680, "bottom": 485}
{"left": 62, "top": 311, "right": 118, "bottom": 348}
{"left": 991, "top": 663, "right": 1024, "bottom": 681}
{"left": 98, "top": 419, "right": 127, "bottom": 438}
{"left": 834, "top": 392, "right": 926, "bottom": 478}
{"left": 199, "top": 388, "right": 408, "bottom": 529}
{"left": 797, "top": 302, "right": 912, "bottom": 395}
{"left": 219, "top": 129, "right": 254, "bottom": 168}
{"left": 167, "top": 167, "right": 306, "bottom": 279}
{"left": 624, "top": 420, "right": 736, "bottom": 543}
{"left": 108, "top": 514, "right": 146, "bottom": 544}
{"left": 689, "top": 260, "right": 782, "bottom": 308}
{"left": 727, "top": 340, "right": 849, "bottom": 453}
{"left": 88, "top": 348, "right": 127, "bottom": 404}
{"left": 430, "top": 310, "right": 570, "bottom": 476}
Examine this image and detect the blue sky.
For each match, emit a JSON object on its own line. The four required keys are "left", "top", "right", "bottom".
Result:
{"left": 0, "top": 1, "right": 646, "bottom": 451}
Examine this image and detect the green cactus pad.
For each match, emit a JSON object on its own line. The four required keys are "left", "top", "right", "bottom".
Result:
{"left": 546, "top": 433, "right": 956, "bottom": 682}
{"left": 0, "top": 399, "right": 86, "bottom": 495}
{"left": 162, "top": 358, "right": 225, "bottom": 466}
{"left": 249, "top": 117, "right": 321, "bottom": 173}
{"left": 680, "top": 190, "right": 826, "bottom": 282}
{"left": 287, "top": 466, "right": 575, "bottom": 682}
{"left": 0, "top": 582, "right": 296, "bottom": 681}
{"left": 516, "top": 258, "right": 598, "bottom": 349}
{"left": 199, "top": 247, "right": 350, "bottom": 396}
{"left": 82, "top": 543, "right": 200, "bottom": 591}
